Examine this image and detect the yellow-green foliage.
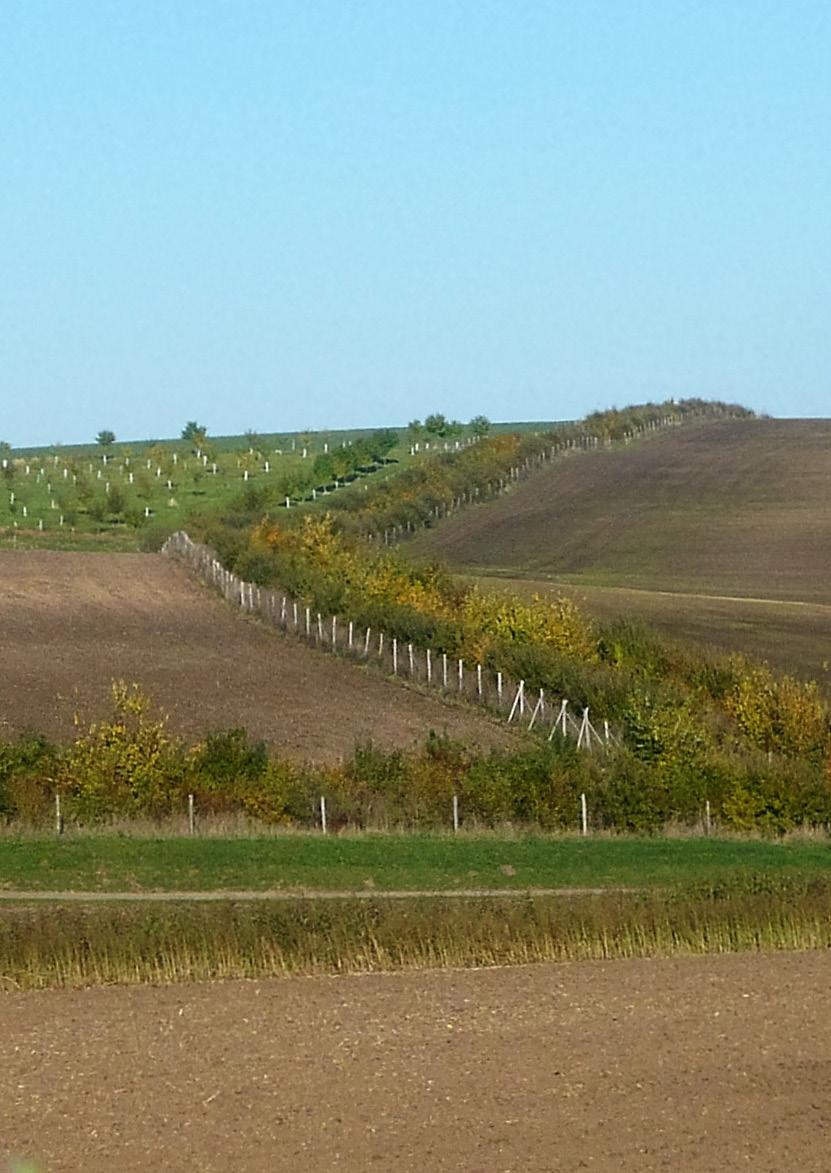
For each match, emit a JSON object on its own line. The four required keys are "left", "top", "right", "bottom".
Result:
{"left": 622, "top": 689, "right": 708, "bottom": 775}
{"left": 255, "top": 514, "right": 596, "bottom": 666}
{"left": 460, "top": 588, "right": 596, "bottom": 663}
{"left": 58, "top": 682, "right": 187, "bottom": 819}
{"left": 725, "top": 661, "right": 827, "bottom": 759}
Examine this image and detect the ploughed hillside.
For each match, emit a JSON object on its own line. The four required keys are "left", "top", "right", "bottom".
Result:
{"left": 0, "top": 551, "right": 513, "bottom": 760}
{"left": 409, "top": 418, "right": 831, "bottom": 680}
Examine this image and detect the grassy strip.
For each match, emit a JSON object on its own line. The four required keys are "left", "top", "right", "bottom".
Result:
{"left": 2, "top": 834, "right": 831, "bottom": 893}
{"left": 3, "top": 877, "right": 831, "bottom": 989}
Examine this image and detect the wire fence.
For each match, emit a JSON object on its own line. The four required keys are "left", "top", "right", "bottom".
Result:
{"left": 162, "top": 530, "right": 616, "bottom": 750}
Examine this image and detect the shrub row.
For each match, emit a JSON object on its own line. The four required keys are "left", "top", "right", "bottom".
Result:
{"left": 2, "top": 684, "right": 830, "bottom": 835}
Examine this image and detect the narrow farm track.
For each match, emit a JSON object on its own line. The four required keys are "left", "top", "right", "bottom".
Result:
{"left": 3, "top": 952, "right": 831, "bottom": 1172}
{"left": 0, "top": 887, "right": 625, "bottom": 902}
{"left": 0, "top": 551, "right": 513, "bottom": 759}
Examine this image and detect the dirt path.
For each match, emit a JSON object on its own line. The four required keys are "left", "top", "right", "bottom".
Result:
{"left": 0, "top": 886, "right": 622, "bottom": 902}
{"left": 0, "top": 550, "right": 514, "bottom": 760}
{"left": 3, "top": 951, "right": 831, "bottom": 1171}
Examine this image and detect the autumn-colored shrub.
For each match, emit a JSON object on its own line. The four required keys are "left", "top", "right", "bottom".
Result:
{"left": 57, "top": 682, "right": 189, "bottom": 821}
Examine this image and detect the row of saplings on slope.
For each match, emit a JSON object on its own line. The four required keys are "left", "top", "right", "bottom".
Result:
{"left": 1, "top": 681, "right": 830, "bottom": 834}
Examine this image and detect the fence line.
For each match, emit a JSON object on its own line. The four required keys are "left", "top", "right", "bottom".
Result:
{"left": 161, "top": 530, "right": 615, "bottom": 750}
{"left": 367, "top": 407, "right": 747, "bottom": 547}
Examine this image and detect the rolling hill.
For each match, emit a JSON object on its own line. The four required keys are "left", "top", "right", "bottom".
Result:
{"left": 408, "top": 417, "right": 831, "bottom": 680}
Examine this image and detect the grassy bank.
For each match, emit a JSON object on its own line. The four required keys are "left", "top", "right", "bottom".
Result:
{"left": 2, "top": 834, "right": 831, "bottom": 894}
{"left": 3, "top": 878, "right": 831, "bottom": 989}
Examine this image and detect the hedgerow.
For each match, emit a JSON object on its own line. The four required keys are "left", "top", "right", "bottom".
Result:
{"left": 2, "top": 684, "right": 830, "bottom": 835}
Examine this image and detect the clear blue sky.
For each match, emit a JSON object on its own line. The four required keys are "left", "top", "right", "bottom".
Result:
{"left": 2, "top": 1, "right": 829, "bottom": 446}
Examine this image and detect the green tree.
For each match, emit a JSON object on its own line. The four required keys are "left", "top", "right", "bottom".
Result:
{"left": 96, "top": 429, "right": 116, "bottom": 447}
{"left": 469, "top": 415, "right": 491, "bottom": 438}
{"left": 368, "top": 429, "right": 399, "bottom": 462}
{"left": 181, "top": 421, "right": 208, "bottom": 446}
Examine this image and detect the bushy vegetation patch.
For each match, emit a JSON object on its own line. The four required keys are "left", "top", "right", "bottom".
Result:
{"left": 3, "top": 684, "right": 831, "bottom": 835}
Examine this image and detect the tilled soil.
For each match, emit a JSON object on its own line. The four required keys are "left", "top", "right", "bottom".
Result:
{"left": 3, "top": 951, "right": 831, "bottom": 1172}
{"left": 0, "top": 550, "right": 512, "bottom": 760}
{"left": 411, "top": 417, "right": 831, "bottom": 602}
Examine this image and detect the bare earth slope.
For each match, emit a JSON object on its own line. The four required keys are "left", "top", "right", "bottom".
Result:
{"left": 410, "top": 418, "right": 831, "bottom": 677}
{"left": 412, "top": 418, "right": 831, "bottom": 600}
{"left": 3, "top": 951, "right": 831, "bottom": 1172}
{"left": 0, "top": 551, "right": 509, "bottom": 759}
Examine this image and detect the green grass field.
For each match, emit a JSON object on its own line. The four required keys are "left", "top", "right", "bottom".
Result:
{"left": 2, "top": 834, "right": 831, "bottom": 894}
{"left": 0, "top": 428, "right": 409, "bottom": 544}
{"left": 1, "top": 419, "right": 560, "bottom": 548}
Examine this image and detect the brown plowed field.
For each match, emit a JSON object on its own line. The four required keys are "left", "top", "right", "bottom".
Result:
{"left": 410, "top": 417, "right": 831, "bottom": 678}
{"left": 0, "top": 551, "right": 511, "bottom": 759}
{"left": 3, "top": 951, "right": 831, "bottom": 1171}
{"left": 412, "top": 418, "right": 831, "bottom": 601}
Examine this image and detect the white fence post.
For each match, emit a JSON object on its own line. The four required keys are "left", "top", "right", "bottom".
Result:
{"left": 577, "top": 708, "right": 591, "bottom": 750}
{"left": 507, "top": 680, "right": 525, "bottom": 722}
{"left": 188, "top": 793, "right": 195, "bottom": 836}
{"left": 527, "top": 689, "right": 544, "bottom": 730}
{"left": 581, "top": 792, "right": 588, "bottom": 837}
{"left": 452, "top": 794, "right": 460, "bottom": 834}
{"left": 320, "top": 795, "right": 328, "bottom": 835}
